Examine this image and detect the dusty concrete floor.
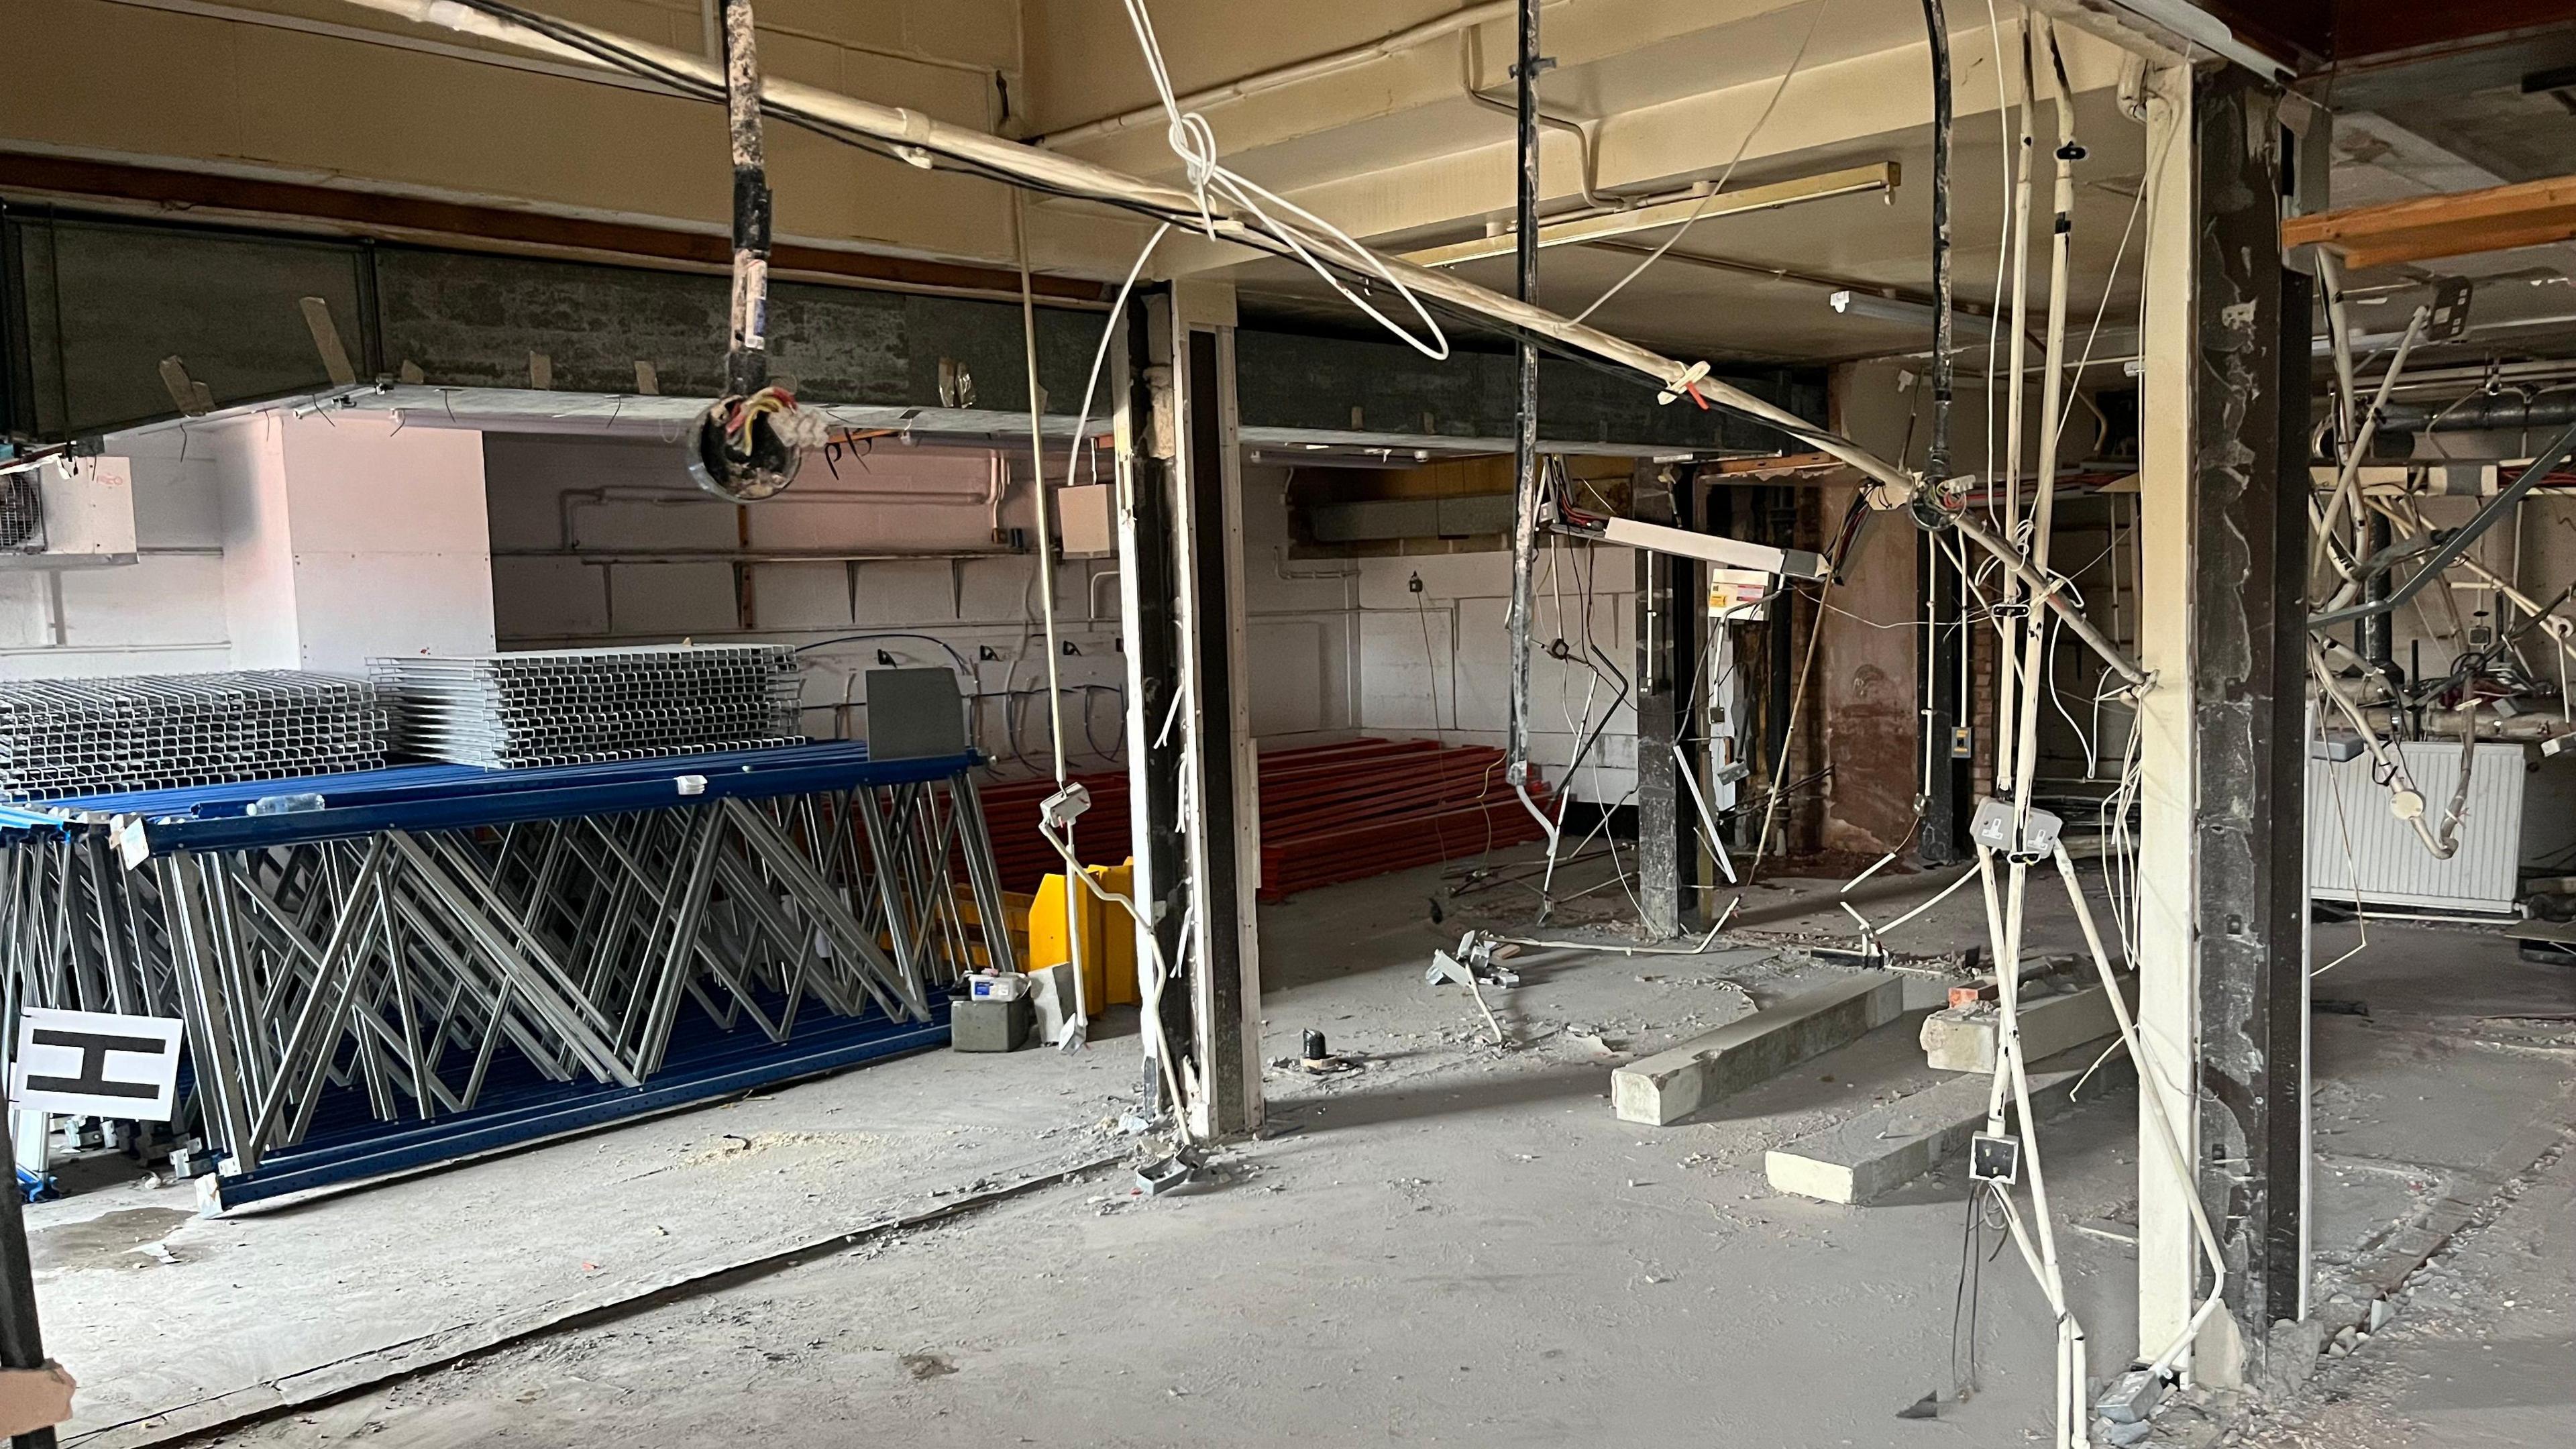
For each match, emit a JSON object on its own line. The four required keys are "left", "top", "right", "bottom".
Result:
{"left": 28, "top": 850, "right": 2575, "bottom": 1448}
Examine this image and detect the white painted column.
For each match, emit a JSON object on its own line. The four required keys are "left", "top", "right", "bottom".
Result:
{"left": 215, "top": 411, "right": 496, "bottom": 673}
{"left": 2133, "top": 60, "right": 2201, "bottom": 1371}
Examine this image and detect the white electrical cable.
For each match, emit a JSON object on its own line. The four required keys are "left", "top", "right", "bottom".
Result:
{"left": 1010, "top": 189, "right": 1092, "bottom": 1054}
{"left": 1061, "top": 223, "right": 1173, "bottom": 493}
{"left": 1567, "top": 0, "right": 1830, "bottom": 325}
{"left": 1978, "top": 0, "right": 2017, "bottom": 508}
{"left": 1992, "top": 24, "right": 2038, "bottom": 781}
{"left": 1120, "top": 0, "right": 1448, "bottom": 360}
{"left": 1034, "top": 217, "right": 1205, "bottom": 1119}
{"left": 2052, "top": 843, "right": 2227, "bottom": 1386}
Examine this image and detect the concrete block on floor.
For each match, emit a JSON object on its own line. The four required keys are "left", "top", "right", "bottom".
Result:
{"left": 1611, "top": 972, "right": 1904, "bottom": 1126}
{"left": 1764, "top": 1061, "right": 2092, "bottom": 1204}
{"left": 1920, "top": 972, "right": 2138, "bottom": 1073}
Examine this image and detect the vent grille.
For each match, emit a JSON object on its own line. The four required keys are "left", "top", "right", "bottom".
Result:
{"left": 0, "top": 471, "right": 42, "bottom": 552}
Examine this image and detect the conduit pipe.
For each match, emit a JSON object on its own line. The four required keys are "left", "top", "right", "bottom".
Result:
{"left": 1035, "top": 1, "right": 1564, "bottom": 149}
{"left": 333, "top": 0, "right": 1913, "bottom": 496}
{"left": 1992, "top": 27, "right": 2038, "bottom": 788}
{"left": 2008, "top": 17, "right": 2078, "bottom": 832}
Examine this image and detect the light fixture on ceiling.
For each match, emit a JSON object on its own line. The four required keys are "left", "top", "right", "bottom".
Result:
{"left": 1827, "top": 289, "right": 1998, "bottom": 339}
{"left": 1397, "top": 162, "right": 1899, "bottom": 270}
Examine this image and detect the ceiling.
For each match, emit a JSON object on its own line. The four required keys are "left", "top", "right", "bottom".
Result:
{"left": 2324, "top": 82, "right": 2576, "bottom": 364}
{"left": 1226, "top": 86, "right": 2150, "bottom": 368}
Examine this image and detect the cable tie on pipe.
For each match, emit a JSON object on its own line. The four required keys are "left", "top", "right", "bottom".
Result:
{"left": 1656, "top": 360, "right": 1711, "bottom": 406}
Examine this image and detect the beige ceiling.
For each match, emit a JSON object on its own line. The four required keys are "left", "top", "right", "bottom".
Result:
{"left": 1225, "top": 86, "right": 2151, "bottom": 366}
{"left": 1021, "top": 0, "right": 2146, "bottom": 365}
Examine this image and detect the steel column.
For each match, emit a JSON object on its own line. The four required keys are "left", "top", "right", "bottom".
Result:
{"left": 2135, "top": 60, "right": 2311, "bottom": 1387}
{"left": 1120, "top": 288, "right": 1191, "bottom": 1113}
{"left": 1633, "top": 464, "right": 1701, "bottom": 934}
{"left": 2189, "top": 67, "right": 2309, "bottom": 1372}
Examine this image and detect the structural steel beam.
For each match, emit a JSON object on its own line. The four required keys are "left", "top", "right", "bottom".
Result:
{"left": 1122, "top": 284, "right": 1263, "bottom": 1139}
{"left": 2189, "top": 67, "right": 2310, "bottom": 1371}
{"left": 1632, "top": 464, "right": 1703, "bottom": 936}
{"left": 2135, "top": 60, "right": 2310, "bottom": 1387}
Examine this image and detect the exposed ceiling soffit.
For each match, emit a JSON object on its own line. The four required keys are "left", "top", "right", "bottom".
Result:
{"left": 2023, "top": 0, "right": 2294, "bottom": 79}
{"left": 0, "top": 148, "right": 1114, "bottom": 306}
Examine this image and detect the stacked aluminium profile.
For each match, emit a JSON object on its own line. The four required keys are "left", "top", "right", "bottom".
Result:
{"left": 375, "top": 644, "right": 805, "bottom": 767}
{"left": 0, "top": 672, "right": 386, "bottom": 801}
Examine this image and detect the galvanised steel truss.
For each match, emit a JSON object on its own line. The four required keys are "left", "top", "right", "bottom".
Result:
{"left": 1, "top": 747, "right": 1015, "bottom": 1203}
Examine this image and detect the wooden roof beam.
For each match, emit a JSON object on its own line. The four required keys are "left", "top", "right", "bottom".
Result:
{"left": 2284, "top": 174, "right": 2576, "bottom": 270}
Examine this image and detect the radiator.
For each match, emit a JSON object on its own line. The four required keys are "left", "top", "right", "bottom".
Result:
{"left": 2308, "top": 741, "right": 2527, "bottom": 914}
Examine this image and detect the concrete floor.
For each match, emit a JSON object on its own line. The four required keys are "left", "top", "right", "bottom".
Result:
{"left": 26, "top": 850, "right": 2575, "bottom": 1448}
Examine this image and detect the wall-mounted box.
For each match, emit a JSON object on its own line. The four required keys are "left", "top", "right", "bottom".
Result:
{"left": 0, "top": 455, "right": 138, "bottom": 568}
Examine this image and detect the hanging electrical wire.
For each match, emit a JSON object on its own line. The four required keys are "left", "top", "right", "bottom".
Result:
{"left": 1568, "top": 0, "right": 1832, "bottom": 325}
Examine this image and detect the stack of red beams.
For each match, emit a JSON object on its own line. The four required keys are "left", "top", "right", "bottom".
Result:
{"left": 1254, "top": 739, "right": 1546, "bottom": 900}
{"left": 971, "top": 738, "right": 1547, "bottom": 900}
{"left": 975, "top": 767, "right": 1132, "bottom": 894}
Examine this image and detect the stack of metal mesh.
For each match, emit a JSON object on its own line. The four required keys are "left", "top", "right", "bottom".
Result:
{"left": 0, "top": 671, "right": 388, "bottom": 800}
{"left": 374, "top": 645, "right": 806, "bottom": 768}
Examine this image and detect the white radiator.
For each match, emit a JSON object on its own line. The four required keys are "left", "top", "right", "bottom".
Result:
{"left": 2308, "top": 741, "right": 2526, "bottom": 914}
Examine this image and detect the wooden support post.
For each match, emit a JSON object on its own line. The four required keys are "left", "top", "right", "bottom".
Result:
{"left": 2283, "top": 172, "right": 2576, "bottom": 270}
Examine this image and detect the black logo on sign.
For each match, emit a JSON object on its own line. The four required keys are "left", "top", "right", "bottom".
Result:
{"left": 23, "top": 1027, "right": 167, "bottom": 1099}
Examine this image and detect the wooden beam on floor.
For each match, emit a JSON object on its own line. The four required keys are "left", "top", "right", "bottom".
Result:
{"left": 2283, "top": 173, "right": 2576, "bottom": 270}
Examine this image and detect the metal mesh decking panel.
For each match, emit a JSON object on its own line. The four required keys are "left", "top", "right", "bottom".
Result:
{"left": 373, "top": 645, "right": 806, "bottom": 768}
{"left": 0, "top": 671, "right": 387, "bottom": 800}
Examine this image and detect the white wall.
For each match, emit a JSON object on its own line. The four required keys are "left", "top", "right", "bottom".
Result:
{"left": 0, "top": 429, "right": 228, "bottom": 679}
{"left": 483, "top": 431, "right": 1126, "bottom": 770}
{"left": 4, "top": 411, "right": 496, "bottom": 683}
{"left": 1348, "top": 541, "right": 1639, "bottom": 806}
{"left": 1237, "top": 462, "right": 1360, "bottom": 739}
{"left": 219, "top": 413, "right": 496, "bottom": 672}
{"left": 482, "top": 439, "right": 1366, "bottom": 771}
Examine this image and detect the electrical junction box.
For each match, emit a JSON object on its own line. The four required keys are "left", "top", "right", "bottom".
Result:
{"left": 1970, "top": 797, "right": 2063, "bottom": 855}
{"left": 0, "top": 455, "right": 137, "bottom": 568}
{"left": 1057, "top": 482, "right": 1116, "bottom": 558}
{"left": 1968, "top": 1132, "right": 2021, "bottom": 1185}
{"left": 1707, "top": 568, "right": 1774, "bottom": 623}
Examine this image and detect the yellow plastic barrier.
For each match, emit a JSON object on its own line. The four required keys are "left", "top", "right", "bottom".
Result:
{"left": 1028, "top": 859, "right": 1140, "bottom": 1010}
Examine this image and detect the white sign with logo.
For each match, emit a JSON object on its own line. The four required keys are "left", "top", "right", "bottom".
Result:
{"left": 8, "top": 1008, "right": 184, "bottom": 1121}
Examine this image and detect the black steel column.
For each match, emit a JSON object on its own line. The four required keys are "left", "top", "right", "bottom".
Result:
{"left": 1181, "top": 324, "right": 1250, "bottom": 1134}
{"left": 2189, "top": 66, "right": 2308, "bottom": 1358}
{"left": 1918, "top": 525, "right": 1970, "bottom": 865}
{"left": 1633, "top": 466, "right": 1703, "bottom": 934}
{"left": 1121, "top": 287, "right": 1190, "bottom": 1102}
{"left": 1501, "top": 0, "right": 1544, "bottom": 792}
